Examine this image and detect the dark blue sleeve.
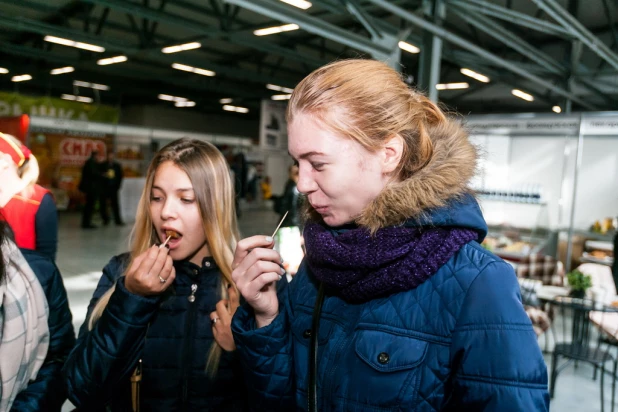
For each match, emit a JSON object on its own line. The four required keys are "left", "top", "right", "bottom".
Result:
{"left": 11, "top": 252, "right": 76, "bottom": 412}
{"left": 232, "top": 279, "right": 296, "bottom": 411}
{"left": 445, "top": 261, "right": 550, "bottom": 411}
{"left": 62, "top": 256, "right": 160, "bottom": 409}
{"left": 35, "top": 193, "right": 58, "bottom": 261}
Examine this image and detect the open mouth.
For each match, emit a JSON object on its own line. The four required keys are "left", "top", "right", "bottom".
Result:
{"left": 162, "top": 229, "right": 183, "bottom": 248}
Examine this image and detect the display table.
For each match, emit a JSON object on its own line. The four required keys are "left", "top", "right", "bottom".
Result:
{"left": 119, "top": 177, "right": 146, "bottom": 223}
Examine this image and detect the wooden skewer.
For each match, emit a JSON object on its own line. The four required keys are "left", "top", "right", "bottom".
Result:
{"left": 160, "top": 235, "right": 172, "bottom": 249}
{"left": 271, "top": 211, "right": 289, "bottom": 238}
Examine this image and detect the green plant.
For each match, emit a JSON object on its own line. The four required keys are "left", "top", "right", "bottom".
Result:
{"left": 567, "top": 269, "right": 592, "bottom": 292}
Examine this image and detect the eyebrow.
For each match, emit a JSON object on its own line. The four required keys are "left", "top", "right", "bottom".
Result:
{"left": 288, "top": 151, "right": 327, "bottom": 160}
{"left": 152, "top": 185, "right": 194, "bottom": 192}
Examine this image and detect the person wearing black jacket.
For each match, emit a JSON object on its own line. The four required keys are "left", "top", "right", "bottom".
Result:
{"left": 63, "top": 139, "right": 248, "bottom": 411}
{"left": 0, "top": 221, "right": 75, "bottom": 411}
{"left": 79, "top": 151, "right": 101, "bottom": 229}
{"left": 100, "top": 152, "right": 124, "bottom": 226}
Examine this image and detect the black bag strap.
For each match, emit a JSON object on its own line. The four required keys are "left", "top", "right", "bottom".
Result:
{"left": 308, "top": 282, "right": 325, "bottom": 412}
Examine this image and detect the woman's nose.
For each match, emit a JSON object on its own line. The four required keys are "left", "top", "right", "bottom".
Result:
{"left": 160, "top": 199, "right": 177, "bottom": 220}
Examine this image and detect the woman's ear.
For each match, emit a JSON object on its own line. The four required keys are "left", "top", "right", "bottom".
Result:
{"left": 381, "top": 134, "right": 404, "bottom": 175}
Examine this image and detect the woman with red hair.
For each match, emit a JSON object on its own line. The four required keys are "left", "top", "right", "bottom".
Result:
{"left": 0, "top": 132, "right": 58, "bottom": 260}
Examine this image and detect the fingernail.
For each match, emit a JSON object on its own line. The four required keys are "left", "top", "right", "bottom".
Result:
{"left": 265, "top": 236, "right": 273, "bottom": 243}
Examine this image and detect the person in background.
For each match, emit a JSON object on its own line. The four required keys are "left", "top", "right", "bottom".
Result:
{"left": 100, "top": 151, "right": 125, "bottom": 226}
{"left": 0, "top": 132, "right": 58, "bottom": 260}
{"left": 276, "top": 165, "right": 304, "bottom": 278}
{"left": 245, "top": 163, "right": 258, "bottom": 202}
{"left": 79, "top": 150, "right": 101, "bottom": 229}
{"left": 260, "top": 176, "right": 272, "bottom": 201}
{"left": 64, "top": 138, "right": 248, "bottom": 411}
{"left": 230, "top": 59, "right": 549, "bottom": 411}
{"left": 0, "top": 221, "right": 75, "bottom": 411}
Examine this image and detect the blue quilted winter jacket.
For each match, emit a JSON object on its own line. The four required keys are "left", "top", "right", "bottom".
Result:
{"left": 232, "top": 197, "right": 550, "bottom": 411}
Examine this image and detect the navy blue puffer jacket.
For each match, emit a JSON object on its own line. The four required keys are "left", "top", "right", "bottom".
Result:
{"left": 12, "top": 249, "right": 76, "bottom": 412}
{"left": 232, "top": 198, "right": 549, "bottom": 411}
{"left": 63, "top": 254, "right": 248, "bottom": 411}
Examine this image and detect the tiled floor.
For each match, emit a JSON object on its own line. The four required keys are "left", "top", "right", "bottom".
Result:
{"left": 57, "top": 203, "right": 616, "bottom": 411}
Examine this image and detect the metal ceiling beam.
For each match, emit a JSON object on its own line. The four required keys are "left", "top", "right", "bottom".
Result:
{"left": 341, "top": 0, "right": 383, "bottom": 39}
{"left": 0, "top": 43, "right": 268, "bottom": 100}
{"left": 449, "top": 4, "right": 566, "bottom": 75}
{"left": 446, "top": 0, "right": 572, "bottom": 38}
{"left": 222, "top": 0, "right": 393, "bottom": 60}
{"left": 530, "top": 0, "right": 618, "bottom": 70}
{"left": 0, "top": 15, "right": 300, "bottom": 86}
{"left": 365, "top": 0, "right": 598, "bottom": 110}
{"left": 79, "top": 0, "right": 327, "bottom": 67}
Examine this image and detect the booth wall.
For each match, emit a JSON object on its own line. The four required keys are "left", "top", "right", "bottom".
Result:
{"left": 473, "top": 133, "right": 617, "bottom": 231}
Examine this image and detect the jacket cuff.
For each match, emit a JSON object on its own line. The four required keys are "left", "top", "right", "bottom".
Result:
{"left": 106, "top": 277, "right": 161, "bottom": 326}
{"left": 232, "top": 304, "right": 288, "bottom": 355}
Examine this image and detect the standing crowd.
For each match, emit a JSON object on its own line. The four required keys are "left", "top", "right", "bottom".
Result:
{"left": 0, "top": 59, "right": 549, "bottom": 411}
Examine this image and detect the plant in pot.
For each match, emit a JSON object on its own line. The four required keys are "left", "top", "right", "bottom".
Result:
{"left": 567, "top": 269, "right": 592, "bottom": 298}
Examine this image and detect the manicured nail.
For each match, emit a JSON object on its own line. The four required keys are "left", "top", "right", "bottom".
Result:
{"left": 265, "top": 236, "right": 273, "bottom": 243}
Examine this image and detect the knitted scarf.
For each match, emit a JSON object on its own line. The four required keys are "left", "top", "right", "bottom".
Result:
{"left": 0, "top": 241, "right": 49, "bottom": 411}
{"left": 304, "top": 221, "right": 478, "bottom": 303}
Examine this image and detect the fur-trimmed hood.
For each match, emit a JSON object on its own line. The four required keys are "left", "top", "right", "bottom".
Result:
{"left": 304, "top": 119, "right": 481, "bottom": 233}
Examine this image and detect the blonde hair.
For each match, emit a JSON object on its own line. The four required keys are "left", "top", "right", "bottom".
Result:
{"left": 88, "top": 138, "right": 239, "bottom": 376}
{"left": 287, "top": 58, "right": 445, "bottom": 181}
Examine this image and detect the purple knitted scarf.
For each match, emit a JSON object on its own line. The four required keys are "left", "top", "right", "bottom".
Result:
{"left": 303, "top": 222, "right": 478, "bottom": 303}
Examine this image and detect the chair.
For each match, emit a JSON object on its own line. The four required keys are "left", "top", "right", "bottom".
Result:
{"left": 549, "top": 296, "right": 617, "bottom": 412}
{"left": 516, "top": 255, "right": 565, "bottom": 343}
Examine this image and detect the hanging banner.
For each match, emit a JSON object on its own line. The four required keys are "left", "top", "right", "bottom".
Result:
{"left": 28, "top": 128, "right": 113, "bottom": 210}
{"left": 259, "top": 99, "right": 287, "bottom": 150}
{"left": 0, "top": 91, "right": 119, "bottom": 124}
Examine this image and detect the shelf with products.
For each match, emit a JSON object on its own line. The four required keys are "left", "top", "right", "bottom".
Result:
{"left": 482, "top": 225, "right": 554, "bottom": 262}
{"left": 580, "top": 239, "right": 614, "bottom": 267}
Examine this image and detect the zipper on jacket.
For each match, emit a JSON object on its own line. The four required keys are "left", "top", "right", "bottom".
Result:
{"left": 181, "top": 276, "right": 200, "bottom": 407}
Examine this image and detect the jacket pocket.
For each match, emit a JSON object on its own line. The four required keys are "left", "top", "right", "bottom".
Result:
{"left": 355, "top": 329, "right": 428, "bottom": 372}
{"left": 336, "top": 329, "right": 430, "bottom": 410}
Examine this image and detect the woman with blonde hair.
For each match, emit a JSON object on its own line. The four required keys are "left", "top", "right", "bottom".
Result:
{"left": 64, "top": 138, "right": 248, "bottom": 411}
{"left": 0, "top": 132, "right": 58, "bottom": 260}
{"left": 231, "top": 59, "right": 549, "bottom": 411}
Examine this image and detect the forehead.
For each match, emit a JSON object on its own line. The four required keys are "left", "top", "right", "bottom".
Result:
{"left": 288, "top": 114, "right": 350, "bottom": 156}
{"left": 153, "top": 161, "right": 192, "bottom": 187}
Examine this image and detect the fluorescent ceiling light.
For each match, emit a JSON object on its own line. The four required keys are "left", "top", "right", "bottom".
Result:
{"left": 61, "top": 94, "right": 93, "bottom": 103}
{"left": 512, "top": 89, "right": 534, "bottom": 102}
{"left": 436, "top": 82, "right": 469, "bottom": 90}
{"left": 266, "top": 83, "right": 294, "bottom": 93}
{"left": 280, "top": 0, "right": 312, "bottom": 9}
{"left": 73, "top": 80, "right": 110, "bottom": 91}
{"left": 219, "top": 98, "right": 233, "bottom": 104}
{"left": 11, "top": 74, "right": 32, "bottom": 82}
{"left": 158, "top": 94, "right": 187, "bottom": 102}
{"left": 460, "top": 68, "right": 490, "bottom": 83}
{"left": 254, "top": 24, "right": 299, "bottom": 36}
{"left": 398, "top": 41, "right": 420, "bottom": 54}
{"left": 171, "top": 63, "right": 215, "bottom": 77}
{"left": 0, "top": 68, "right": 8, "bottom": 74}
{"left": 175, "top": 101, "right": 196, "bottom": 107}
{"left": 223, "top": 105, "right": 249, "bottom": 113}
{"left": 44, "top": 35, "right": 105, "bottom": 52}
{"left": 161, "top": 42, "right": 201, "bottom": 54}
{"left": 50, "top": 66, "right": 75, "bottom": 75}
{"left": 552, "top": 105, "right": 562, "bottom": 113}
{"left": 271, "top": 94, "right": 292, "bottom": 100}
{"left": 97, "top": 55, "right": 128, "bottom": 66}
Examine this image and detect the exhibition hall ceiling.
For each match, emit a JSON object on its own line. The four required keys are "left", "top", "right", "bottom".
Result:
{"left": 0, "top": 0, "right": 616, "bottom": 118}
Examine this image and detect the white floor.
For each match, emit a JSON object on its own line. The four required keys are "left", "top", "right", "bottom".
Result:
{"left": 56, "top": 204, "right": 615, "bottom": 411}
